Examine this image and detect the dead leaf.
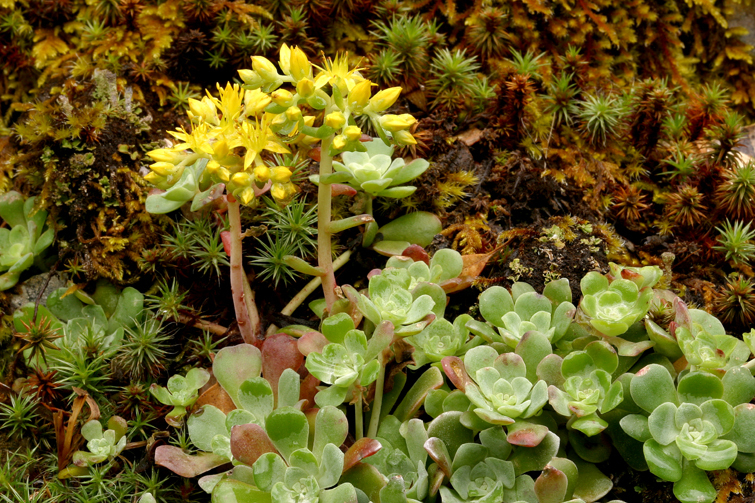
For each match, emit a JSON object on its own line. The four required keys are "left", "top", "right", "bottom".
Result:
{"left": 454, "top": 128, "right": 483, "bottom": 146}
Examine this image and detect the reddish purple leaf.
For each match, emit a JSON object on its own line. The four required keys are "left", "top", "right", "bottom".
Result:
{"left": 343, "top": 437, "right": 382, "bottom": 473}
{"left": 155, "top": 445, "right": 229, "bottom": 478}
{"left": 230, "top": 423, "right": 277, "bottom": 466}
{"left": 262, "top": 333, "right": 304, "bottom": 401}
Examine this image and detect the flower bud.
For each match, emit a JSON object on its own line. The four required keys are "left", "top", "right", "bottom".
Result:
{"left": 271, "top": 182, "right": 297, "bottom": 203}
{"left": 271, "top": 166, "right": 292, "bottom": 183}
{"left": 380, "top": 114, "right": 416, "bottom": 132}
{"left": 188, "top": 97, "right": 216, "bottom": 123}
{"left": 324, "top": 112, "right": 346, "bottom": 130}
{"left": 143, "top": 171, "right": 161, "bottom": 184}
{"left": 252, "top": 56, "right": 279, "bottom": 82}
{"left": 366, "top": 87, "right": 401, "bottom": 113}
{"left": 238, "top": 69, "right": 264, "bottom": 88}
{"left": 296, "top": 78, "right": 315, "bottom": 98}
{"left": 254, "top": 166, "right": 271, "bottom": 182}
{"left": 207, "top": 160, "right": 231, "bottom": 182}
{"left": 290, "top": 47, "right": 311, "bottom": 81}
{"left": 348, "top": 80, "right": 372, "bottom": 111}
{"left": 150, "top": 162, "right": 175, "bottom": 177}
{"left": 278, "top": 44, "right": 291, "bottom": 75}
{"left": 344, "top": 125, "right": 362, "bottom": 141}
{"left": 237, "top": 186, "right": 255, "bottom": 205}
{"left": 285, "top": 106, "right": 303, "bottom": 122}
{"left": 231, "top": 172, "right": 253, "bottom": 187}
{"left": 392, "top": 129, "right": 417, "bottom": 146}
{"left": 333, "top": 135, "right": 347, "bottom": 151}
{"left": 147, "top": 148, "right": 184, "bottom": 164}
{"left": 271, "top": 88, "right": 294, "bottom": 107}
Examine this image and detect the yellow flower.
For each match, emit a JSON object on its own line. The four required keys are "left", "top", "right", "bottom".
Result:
{"left": 254, "top": 166, "right": 271, "bottom": 182}
{"left": 210, "top": 83, "right": 245, "bottom": 127}
{"left": 285, "top": 106, "right": 303, "bottom": 122}
{"left": 231, "top": 172, "right": 253, "bottom": 187}
{"left": 347, "top": 79, "right": 372, "bottom": 111}
{"left": 149, "top": 162, "right": 175, "bottom": 177}
{"left": 252, "top": 56, "right": 280, "bottom": 82}
{"left": 168, "top": 123, "right": 217, "bottom": 155}
{"left": 332, "top": 135, "right": 347, "bottom": 151}
{"left": 271, "top": 166, "right": 292, "bottom": 183}
{"left": 365, "top": 87, "right": 402, "bottom": 114}
{"left": 238, "top": 69, "right": 263, "bottom": 88}
{"left": 296, "top": 78, "right": 315, "bottom": 98}
{"left": 380, "top": 114, "right": 416, "bottom": 132}
{"left": 237, "top": 186, "right": 255, "bottom": 205}
{"left": 343, "top": 125, "right": 362, "bottom": 141}
{"left": 289, "top": 46, "right": 311, "bottom": 81}
{"left": 324, "top": 111, "right": 346, "bottom": 129}
{"left": 147, "top": 148, "right": 186, "bottom": 164}
{"left": 238, "top": 118, "right": 290, "bottom": 169}
{"left": 244, "top": 89, "right": 271, "bottom": 117}
{"left": 271, "top": 182, "right": 297, "bottom": 203}
{"left": 188, "top": 96, "right": 218, "bottom": 125}
{"left": 392, "top": 130, "right": 417, "bottom": 146}
{"left": 206, "top": 160, "right": 231, "bottom": 182}
{"left": 313, "top": 52, "right": 365, "bottom": 94}
{"left": 271, "top": 88, "right": 294, "bottom": 107}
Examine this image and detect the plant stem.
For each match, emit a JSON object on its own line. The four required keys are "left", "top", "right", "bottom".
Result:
{"left": 173, "top": 314, "right": 228, "bottom": 336}
{"left": 227, "top": 195, "right": 261, "bottom": 345}
{"left": 265, "top": 249, "right": 352, "bottom": 337}
{"left": 355, "top": 392, "right": 364, "bottom": 441}
{"left": 367, "top": 351, "right": 386, "bottom": 439}
{"left": 317, "top": 136, "right": 337, "bottom": 311}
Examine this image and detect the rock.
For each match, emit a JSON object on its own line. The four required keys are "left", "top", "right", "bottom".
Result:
{"left": 9, "top": 272, "right": 67, "bottom": 312}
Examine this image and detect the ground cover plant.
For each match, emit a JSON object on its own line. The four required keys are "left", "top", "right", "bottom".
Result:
{"left": 1, "top": 2, "right": 755, "bottom": 503}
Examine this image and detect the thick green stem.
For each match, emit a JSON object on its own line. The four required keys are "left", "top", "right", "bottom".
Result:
{"left": 227, "top": 196, "right": 261, "bottom": 345}
{"left": 367, "top": 352, "right": 386, "bottom": 439}
{"left": 317, "top": 136, "right": 338, "bottom": 311}
{"left": 355, "top": 392, "right": 364, "bottom": 441}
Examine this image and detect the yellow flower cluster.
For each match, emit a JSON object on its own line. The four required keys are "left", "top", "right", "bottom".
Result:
{"left": 145, "top": 82, "right": 295, "bottom": 205}
{"left": 145, "top": 44, "right": 417, "bottom": 206}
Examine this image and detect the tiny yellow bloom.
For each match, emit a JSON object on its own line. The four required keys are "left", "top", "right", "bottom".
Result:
{"left": 143, "top": 171, "right": 162, "bottom": 185}
{"left": 289, "top": 46, "right": 311, "bottom": 81}
{"left": 254, "top": 166, "right": 272, "bottom": 182}
{"left": 285, "top": 106, "right": 303, "bottom": 123}
{"left": 271, "top": 88, "right": 294, "bottom": 107}
{"left": 271, "top": 182, "right": 296, "bottom": 203}
{"left": 147, "top": 148, "right": 184, "bottom": 164}
{"left": 347, "top": 79, "right": 372, "bottom": 111}
{"left": 244, "top": 89, "right": 271, "bottom": 116}
{"left": 380, "top": 114, "right": 416, "bottom": 132}
{"left": 332, "top": 135, "right": 347, "bottom": 151}
{"left": 237, "top": 187, "right": 255, "bottom": 205}
{"left": 271, "top": 166, "right": 293, "bottom": 183}
{"left": 278, "top": 43, "right": 292, "bottom": 76}
{"left": 238, "top": 69, "right": 263, "bottom": 88}
{"left": 252, "top": 56, "right": 279, "bottom": 82}
{"left": 212, "top": 139, "right": 229, "bottom": 159}
{"left": 296, "top": 78, "right": 315, "bottom": 98}
{"left": 188, "top": 96, "right": 218, "bottom": 124}
{"left": 366, "top": 87, "right": 402, "bottom": 113}
{"left": 344, "top": 125, "right": 362, "bottom": 141}
{"left": 324, "top": 111, "right": 346, "bottom": 129}
{"left": 231, "top": 172, "right": 253, "bottom": 187}
{"left": 150, "top": 162, "right": 175, "bottom": 177}
{"left": 392, "top": 130, "right": 417, "bottom": 146}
